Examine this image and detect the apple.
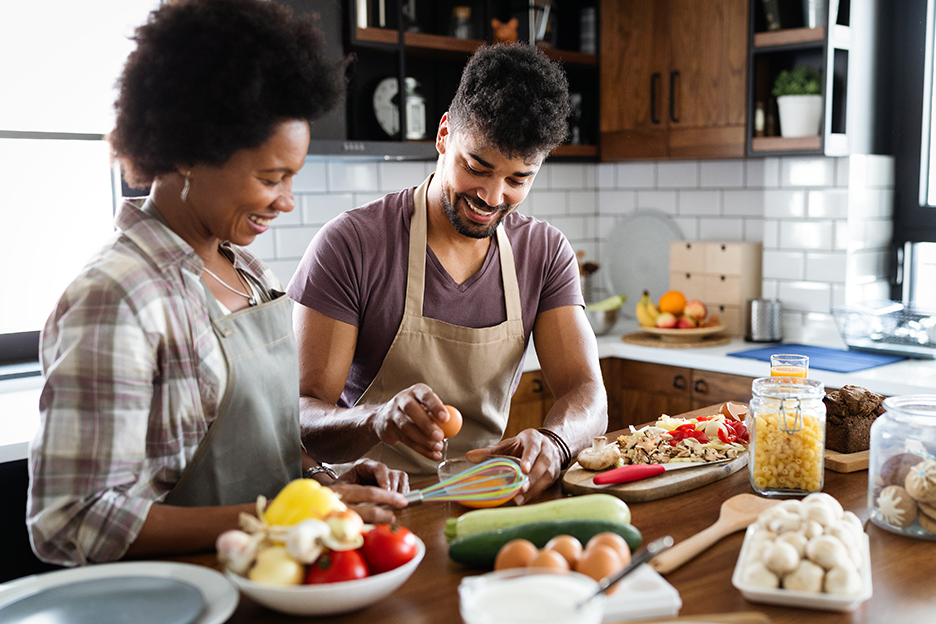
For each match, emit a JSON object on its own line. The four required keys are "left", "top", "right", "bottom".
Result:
{"left": 676, "top": 315, "right": 697, "bottom": 329}
{"left": 684, "top": 299, "right": 707, "bottom": 322}
{"left": 655, "top": 312, "right": 678, "bottom": 329}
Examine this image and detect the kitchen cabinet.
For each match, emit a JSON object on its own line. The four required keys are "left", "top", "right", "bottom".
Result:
{"left": 669, "top": 241, "right": 762, "bottom": 336}
{"left": 747, "top": 0, "right": 887, "bottom": 156}
{"left": 608, "top": 359, "right": 755, "bottom": 427}
{"left": 288, "top": 0, "right": 599, "bottom": 159}
{"left": 599, "top": 0, "right": 749, "bottom": 160}
{"left": 504, "top": 370, "right": 556, "bottom": 438}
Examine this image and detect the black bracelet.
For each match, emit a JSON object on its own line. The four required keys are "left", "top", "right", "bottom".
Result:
{"left": 537, "top": 428, "right": 572, "bottom": 471}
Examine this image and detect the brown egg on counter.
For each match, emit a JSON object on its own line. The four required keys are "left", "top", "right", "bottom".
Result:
{"left": 527, "top": 548, "right": 571, "bottom": 571}
{"left": 584, "top": 532, "right": 632, "bottom": 567}
{"left": 493, "top": 539, "right": 538, "bottom": 570}
{"left": 575, "top": 544, "right": 625, "bottom": 591}
{"left": 543, "top": 535, "right": 584, "bottom": 568}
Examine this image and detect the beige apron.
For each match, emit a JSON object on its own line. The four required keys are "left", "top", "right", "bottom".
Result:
{"left": 164, "top": 279, "right": 301, "bottom": 506}
{"left": 356, "top": 176, "right": 527, "bottom": 476}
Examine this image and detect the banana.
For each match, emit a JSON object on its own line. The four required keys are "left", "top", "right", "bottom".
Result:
{"left": 635, "top": 290, "right": 661, "bottom": 327}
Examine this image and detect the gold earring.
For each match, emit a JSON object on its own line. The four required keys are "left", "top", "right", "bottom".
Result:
{"left": 180, "top": 170, "right": 192, "bottom": 202}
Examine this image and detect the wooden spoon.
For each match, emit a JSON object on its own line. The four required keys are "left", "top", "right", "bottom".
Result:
{"left": 650, "top": 493, "right": 779, "bottom": 575}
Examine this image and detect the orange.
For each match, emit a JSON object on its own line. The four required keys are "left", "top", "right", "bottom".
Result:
{"left": 658, "top": 290, "right": 687, "bottom": 315}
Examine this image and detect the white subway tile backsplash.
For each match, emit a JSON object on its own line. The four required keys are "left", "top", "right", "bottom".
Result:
{"left": 597, "top": 190, "right": 637, "bottom": 215}
{"left": 328, "top": 161, "right": 380, "bottom": 193}
{"left": 679, "top": 190, "right": 720, "bottom": 216}
{"left": 378, "top": 161, "right": 428, "bottom": 192}
{"left": 763, "top": 220, "right": 780, "bottom": 249}
{"left": 275, "top": 226, "right": 320, "bottom": 259}
{"left": 805, "top": 251, "right": 847, "bottom": 282}
{"left": 832, "top": 284, "right": 847, "bottom": 309}
{"left": 762, "top": 279, "right": 779, "bottom": 299}
{"left": 672, "top": 217, "right": 698, "bottom": 240}
{"left": 569, "top": 190, "right": 598, "bottom": 215}
{"left": 763, "top": 250, "right": 805, "bottom": 280}
{"left": 547, "top": 163, "right": 588, "bottom": 189}
{"left": 835, "top": 157, "right": 849, "bottom": 188}
{"left": 782, "top": 158, "right": 834, "bottom": 187}
{"left": 780, "top": 220, "right": 833, "bottom": 250}
{"left": 265, "top": 259, "right": 302, "bottom": 289}
{"left": 636, "top": 190, "right": 677, "bottom": 214}
{"left": 544, "top": 215, "right": 589, "bottom": 240}
{"left": 698, "top": 218, "right": 744, "bottom": 240}
{"left": 273, "top": 205, "right": 303, "bottom": 227}
{"left": 861, "top": 218, "right": 894, "bottom": 250}
{"left": 850, "top": 154, "right": 896, "bottom": 188}
{"left": 764, "top": 189, "right": 806, "bottom": 218}
{"left": 596, "top": 163, "right": 616, "bottom": 189}
{"left": 293, "top": 161, "right": 328, "bottom": 193}
{"left": 745, "top": 158, "right": 781, "bottom": 189}
{"left": 834, "top": 221, "right": 849, "bottom": 251}
{"left": 302, "top": 193, "right": 354, "bottom": 225}
{"left": 723, "top": 190, "right": 765, "bottom": 216}
{"left": 528, "top": 190, "right": 567, "bottom": 217}
{"left": 744, "top": 218, "right": 765, "bottom": 242}
{"left": 352, "top": 192, "right": 386, "bottom": 207}
{"left": 807, "top": 189, "right": 848, "bottom": 219}
{"left": 250, "top": 231, "right": 276, "bottom": 261}
{"left": 701, "top": 160, "right": 745, "bottom": 188}
{"left": 778, "top": 281, "right": 832, "bottom": 313}
{"left": 616, "top": 162, "right": 655, "bottom": 188}
{"left": 848, "top": 249, "right": 889, "bottom": 282}
{"left": 658, "top": 161, "right": 699, "bottom": 188}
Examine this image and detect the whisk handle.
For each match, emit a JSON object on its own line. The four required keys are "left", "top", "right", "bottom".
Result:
{"left": 403, "top": 490, "right": 424, "bottom": 505}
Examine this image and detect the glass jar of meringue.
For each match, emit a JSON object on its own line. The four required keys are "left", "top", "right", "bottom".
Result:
{"left": 748, "top": 377, "right": 826, "bottom": 496}
{"left": 868, "top": 395, "right": 936, "bottom": 540}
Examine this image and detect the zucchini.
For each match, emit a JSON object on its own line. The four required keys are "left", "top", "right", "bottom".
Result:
{"left": 445, "top": 494, "right": 630, "bottom": 541}
{"left": 448, "top": 519, "right": 643, "bottom": 568}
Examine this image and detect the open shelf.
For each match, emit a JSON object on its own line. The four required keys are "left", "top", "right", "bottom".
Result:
{"left": 751, "top": 136, "right": 822, "bottom": 152}
{"left": 754, "top": 26, "right": 826, "bottom": 49}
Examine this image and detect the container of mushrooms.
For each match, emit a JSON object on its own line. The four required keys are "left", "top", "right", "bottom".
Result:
{"left": 731, "top": 493, "right": 872, "bottom": 612}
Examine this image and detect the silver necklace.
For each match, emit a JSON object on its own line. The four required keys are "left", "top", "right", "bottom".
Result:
{"left": 203, "top": 266, "right": 258, "bottom": 306}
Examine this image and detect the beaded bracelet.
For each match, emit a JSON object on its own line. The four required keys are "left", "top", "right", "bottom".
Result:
{"left": 537, "top": 428, "right": 572, "bottom": 470}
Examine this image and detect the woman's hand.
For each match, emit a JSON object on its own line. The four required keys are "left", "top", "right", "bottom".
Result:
{"left": 335, "top": 458, "right": 410, "bottom": 493}
{"left": 330, "top": 458, "right": 410, "bottom": 524}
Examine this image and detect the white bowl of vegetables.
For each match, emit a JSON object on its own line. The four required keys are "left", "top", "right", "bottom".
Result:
{"left": 217, "top": 480, "right": 424, "bottom": 616}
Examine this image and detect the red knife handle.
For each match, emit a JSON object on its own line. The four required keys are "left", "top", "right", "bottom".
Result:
{"left": 593, "top": 464, "right": 666, "bottom": 485}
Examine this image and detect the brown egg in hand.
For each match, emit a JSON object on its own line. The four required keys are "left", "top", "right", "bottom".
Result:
{"left": 493, "top": 539, "right": 538, "bottom": 571}
{"left": 440, "top": 405, "right": 463, "bottom": 439}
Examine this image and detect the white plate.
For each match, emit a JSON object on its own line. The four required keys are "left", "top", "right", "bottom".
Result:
{"left": 0, "top": 561, "right": 238, "bottom": 624}
{"left": 731, "top": 525, "right": 873, "bottom": 612}
{"left": 600, "top": 210, "right": 684, "bottom": 318}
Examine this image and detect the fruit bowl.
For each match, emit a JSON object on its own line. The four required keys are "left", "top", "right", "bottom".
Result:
{"left": 639, "top": 324, "right": 726, "bottom": 343}
{"left": 225, "top": 536, "right": 425, "bottom": 616}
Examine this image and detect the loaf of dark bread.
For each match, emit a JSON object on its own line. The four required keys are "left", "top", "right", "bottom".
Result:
{"left": 823, "top": 385, "right": 886, "bottom": 454}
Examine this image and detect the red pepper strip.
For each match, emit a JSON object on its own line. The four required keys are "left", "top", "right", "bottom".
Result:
{"left": 717, "top": 427, "right": 736, "bottom": 444}
{"left": 669, "top": 428, "right": 711, "bottom": 446}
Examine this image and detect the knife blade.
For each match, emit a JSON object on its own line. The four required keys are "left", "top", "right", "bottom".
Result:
{"left": 592, "top": 458, "right": 733, "bottom": 485}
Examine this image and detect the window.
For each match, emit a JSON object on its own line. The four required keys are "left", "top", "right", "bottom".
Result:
{"left": 0, "top": 1, "right": 160, "bottom": 365}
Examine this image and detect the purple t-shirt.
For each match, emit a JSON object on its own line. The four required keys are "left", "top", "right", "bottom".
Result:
{"left": 287, "top": 186, "right": 584, "bottom": 408}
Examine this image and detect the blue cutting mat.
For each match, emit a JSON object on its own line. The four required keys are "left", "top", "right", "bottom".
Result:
{"left": 727, "top": 344, "right": 906, "bottom": 373}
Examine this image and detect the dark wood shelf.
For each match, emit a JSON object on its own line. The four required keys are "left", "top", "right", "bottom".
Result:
{"left": 551, "top": 144, "right": 598, "bottom": 158}
{"left": 751, "top": 135, "right": 822, "bottom": 152}
{"left": 753, "top": 26, "right": 826, "bottom": 48}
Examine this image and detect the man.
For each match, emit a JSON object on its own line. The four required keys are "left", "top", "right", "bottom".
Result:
{"left": 287, "top": 43, "right": 606, "bottom": 504}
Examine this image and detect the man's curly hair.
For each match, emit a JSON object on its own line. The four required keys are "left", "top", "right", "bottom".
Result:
{"left": 110, "top": 0, "right": 344, "bottom": 187}
{"left": 447, "top": 44, "right": 570, "bottom": 161}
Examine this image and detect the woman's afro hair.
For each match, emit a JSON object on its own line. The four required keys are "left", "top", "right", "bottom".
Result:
{"left": 110, "top": 0, "right": 344, "bottom": 186}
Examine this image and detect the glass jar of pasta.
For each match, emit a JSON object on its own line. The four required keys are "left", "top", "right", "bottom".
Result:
{"left": 868, "top": 395, "right": 936, "bottom": 540}
{"left": 748, "top": 377, "right": 826, "bottom": 496}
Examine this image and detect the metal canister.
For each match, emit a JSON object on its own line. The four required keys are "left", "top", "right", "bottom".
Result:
{"left": 745, "top": 298, "right": 782, "bottom": 342}
{"left": 748, "top": 377, "right": 826, "bottom": 496}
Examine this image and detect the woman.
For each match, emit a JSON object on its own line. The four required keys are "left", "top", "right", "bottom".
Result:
{"left": 28, "top": 0, "right": 407, "bottom": 567}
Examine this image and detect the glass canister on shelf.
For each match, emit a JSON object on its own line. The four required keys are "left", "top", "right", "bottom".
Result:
{"left": 868, "top": 395, "right": 936, "bottom": 540}
{"left": 748, "top": 377, "right": 826, "bottom": 496}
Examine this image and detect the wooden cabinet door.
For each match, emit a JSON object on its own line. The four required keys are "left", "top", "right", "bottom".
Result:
{"left": 617, "top": 360, "right": 693, "bottom": 426}
{"left": 600, "top": 0, "right": 670, "bottom": 159}
{"left": 667, "top": 0, "right": 748, "bottom": 157}
{"left": 505, "top": 371, "right": 551, "bottom": 438}
{"left": 689, "top": 369, "right": 754, "bottom": 409}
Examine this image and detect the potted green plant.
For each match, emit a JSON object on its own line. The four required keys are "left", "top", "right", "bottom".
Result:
{"left": 772, "top": 65, "right": 823, "bottom": 138}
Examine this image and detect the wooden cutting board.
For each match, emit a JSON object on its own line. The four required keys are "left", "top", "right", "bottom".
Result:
{"left": 824, "top": 449, "right": 870, "bottom": 473}
{"left": 561, "top": 453, "right": 750, "bottom": 503}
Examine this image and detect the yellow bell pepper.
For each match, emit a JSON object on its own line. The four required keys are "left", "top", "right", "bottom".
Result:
{"left": 264, "top": 479, "right": 346, "bottom": 526}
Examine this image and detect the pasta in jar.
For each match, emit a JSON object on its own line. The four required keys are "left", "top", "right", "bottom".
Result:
{"left": 749, "top": 377, "right": 826, "bottom": 496}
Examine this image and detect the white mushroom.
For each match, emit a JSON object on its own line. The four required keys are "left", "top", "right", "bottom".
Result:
{"left": 216, "top": 529, "right": 263, "bottom": 575}
{"left": 826, "top": 523, "right": 859, "bottom": 551}
{"left": 802, "top": 520, "right": 824, "bottom": 540}
{"left": 775, "top": 531, "right": 808, "bottom": 558}
{"left": 776, "top": 499, "right": 804, "bottom": 515}
{"left": 741, "top": 561, "right": 780, "bottom": 589}
{"left": 806, "top": 535, "right": 851, "bottom": 570}
{"left": 802, "top": 502, "right": 837, "bottom": 528}
{"left": 824, "top": 564, "right": 863, "bottom": 595}
{"left": 757, "top": 506, "right": 793, "bottom": 529}
{"left": 768, "top": 514, "right": 802, "bottom": 534}
{"left": 783, "top": 559, "right": 825, "bottom": 592}
{"left": 762, "top": 541, "right": 800, "bottom": 575}
{"left": 746, "top": 539, "right": 773, "bottom": 566}
{"left": 577, "top": 436, "right": 623, "bottom": 471}
{"left": 803, "top": 493, "right": 844, "bottom": 520}
{"left": 284, "top": 519, "right": 330, "bottom": 564}
{"left": 841, "top": 511, "right": 864, "bottom": 534}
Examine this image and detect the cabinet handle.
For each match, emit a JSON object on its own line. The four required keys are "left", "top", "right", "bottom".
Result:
{"left": 651, "top": 73, "right": 661, "bottom": 125}
{"left": 673, "top": 375, "right": 688, "bottom": 390}
{"left": 533, "top": 379, "right": 544, "bottom": 393}
{"left": 694, "top": 379, "right": 709, "bottom": 394}
{"left": 669, "top": 71, "right": 680, "bottom": 123}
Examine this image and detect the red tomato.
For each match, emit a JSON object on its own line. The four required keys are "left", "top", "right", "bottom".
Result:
{"left": 360, "top": 524, "right": 419, "bottom": 574}
{"left": 305, "top": 549, "right": 369, "bottom": 584}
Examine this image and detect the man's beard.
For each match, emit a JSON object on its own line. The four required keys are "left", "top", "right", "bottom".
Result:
{"left": 441, "top": 190, "right": 510, "bottom": 239}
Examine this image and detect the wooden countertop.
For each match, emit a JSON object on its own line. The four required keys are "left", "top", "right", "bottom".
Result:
{"left": 171, "top": 418, "right": 936, "bottom": 624}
